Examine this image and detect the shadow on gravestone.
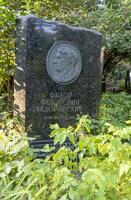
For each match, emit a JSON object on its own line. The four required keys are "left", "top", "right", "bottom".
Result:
{"left": 14, "top": 15, "right": 104, "bottom": 153}
{"left": 125, "top": 69, "right": 131, "bottom": 93}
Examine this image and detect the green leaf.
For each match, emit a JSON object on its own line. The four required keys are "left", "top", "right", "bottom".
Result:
{"left": 59, "top": 131, "right": 67, "bottom": 145}
{"left": 119, "top": 162, "right": 130, "bottom": 177}
{"left": 4, "top": 163, "right": 12, "bottom": 174}
{"left": 125, "top": 120, "right": 131, "bottom": 125}
{"left": 50, "top": 123, "right": 59, "bottom": 130}
{"left": 54, "top": 130, "right": 67, "bottom": 145}
{"left": 59, "top": 194, "right": 67, "bottom": 200}
{"left": 69, "top": 187, "right": 76, "bottom": 200}
{"left": 89, "top": 141, "right": 96, "bottom": 154}
{"left": 43, "top": 144, "right": 55, "bottom": 152}
{"left": 68, "top": 132, "right": 75, "bottom": 144}
{"left": 33, "top": 185, "right": 47, "bottom": 199}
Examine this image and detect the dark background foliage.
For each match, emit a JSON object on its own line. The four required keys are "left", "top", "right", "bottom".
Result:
{"left": 0, "top": 0, "right": 131, "bottom": 102}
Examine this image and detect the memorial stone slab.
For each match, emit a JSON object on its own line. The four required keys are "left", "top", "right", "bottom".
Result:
{"left": 14, "top": 15, "right": 104, "bottom": 147}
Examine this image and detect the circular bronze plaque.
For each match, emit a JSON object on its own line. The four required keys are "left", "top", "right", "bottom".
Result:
{"left": 46, "top": 41, "right": 82, "bottom": 85}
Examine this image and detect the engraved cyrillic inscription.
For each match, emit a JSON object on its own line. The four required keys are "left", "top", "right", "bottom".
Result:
{"left": 31, "top": 92, "right": 82, "bottom": 114}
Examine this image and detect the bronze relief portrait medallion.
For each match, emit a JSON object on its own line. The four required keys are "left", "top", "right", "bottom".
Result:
{"left": 46, "top": 41, "right": 82, "bottom": 85}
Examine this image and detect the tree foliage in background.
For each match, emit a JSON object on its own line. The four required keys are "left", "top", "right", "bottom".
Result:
{"left": 0, "top": 0, "right": 131, "bottom": 95}
{"left": 99, "top": 92, "right": 131, "bottom": 127}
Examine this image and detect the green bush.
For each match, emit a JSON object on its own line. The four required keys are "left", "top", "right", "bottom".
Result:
{"left": 99, "top": 92, "right": 131, "bottom": 128}
{"left": 0, "top": 113, "right": 131, "bottom": 200}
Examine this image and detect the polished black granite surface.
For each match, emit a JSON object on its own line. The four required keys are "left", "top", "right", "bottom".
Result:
{"left": 15, "top": 15, "right": 103, "bottom": 143}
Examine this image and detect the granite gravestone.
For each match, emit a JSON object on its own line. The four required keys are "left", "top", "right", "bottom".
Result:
{"left": 14, "top": 15, "right": 104, "bottom": 147}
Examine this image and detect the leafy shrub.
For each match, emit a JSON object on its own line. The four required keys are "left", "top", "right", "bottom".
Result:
{"left": 0, "top": 114, "right": 131, "bottom": 200}
{"left": 0, "top": 0, "right": 131, "bottom": 95}
{"left": 0, "top": 95, "right": 6, "bottom": 112}
{"left": 99, "top": 92, "right": 131, "bottom": 128}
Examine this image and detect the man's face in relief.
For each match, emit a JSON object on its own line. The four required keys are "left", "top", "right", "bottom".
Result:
{"left": 53, "top": 47, "right": 74, "bottom": 73}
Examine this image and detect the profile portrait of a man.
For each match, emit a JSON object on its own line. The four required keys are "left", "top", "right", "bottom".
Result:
{"left": 53, "top": 46, "right": 78, "bottom": 83}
